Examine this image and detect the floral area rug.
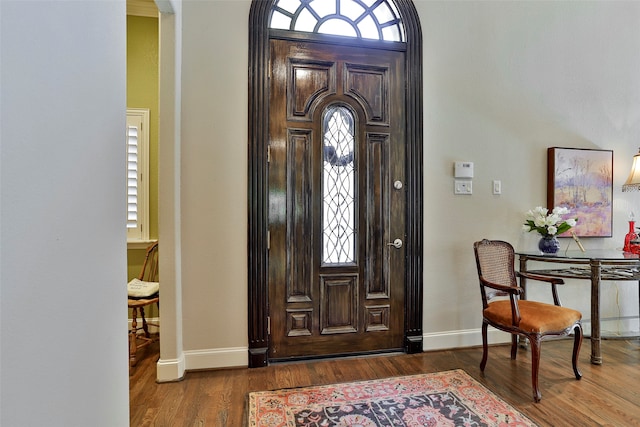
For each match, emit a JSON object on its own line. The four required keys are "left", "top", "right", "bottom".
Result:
{"left": 247, "top": 369, "right": 537, "bottom": 426}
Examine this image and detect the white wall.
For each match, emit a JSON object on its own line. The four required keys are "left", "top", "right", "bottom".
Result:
{"left": 177, "top": 0, "right": 250, "bottom": 370}
{"left": 0, "top": 1, "right": 129, "bottom": 425}
{"left": 165, "top": 0, "right": 640, "bottom": 374}
{"left": 418, "top": 1, "right": 640, "bottom": 346}
{"left": 157, "top": 0, "right": 186, "bottom": 381}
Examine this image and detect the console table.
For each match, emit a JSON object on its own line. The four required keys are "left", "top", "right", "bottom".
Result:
{"left": 516, "top": 250, "right": 640, "bottom": 365}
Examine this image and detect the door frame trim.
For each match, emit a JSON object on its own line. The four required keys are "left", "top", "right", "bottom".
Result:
{"left": 248, "top": 0, "right": 423, "bottom": 367}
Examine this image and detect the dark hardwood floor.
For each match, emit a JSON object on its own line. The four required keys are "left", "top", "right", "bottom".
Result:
{"left": 130, "top": 336, "right": 640, "bottom": 426}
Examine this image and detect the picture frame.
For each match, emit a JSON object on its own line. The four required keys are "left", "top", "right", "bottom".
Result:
{"left": 547, "top": 147, "right": 613, "bottom": 237}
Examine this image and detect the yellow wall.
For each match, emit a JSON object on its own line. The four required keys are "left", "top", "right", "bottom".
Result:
{"left": 127, "top": 15, "right": 159, "bottom": 319}
{"left": 127, "top": 15, "right": 159, "bottom": 272}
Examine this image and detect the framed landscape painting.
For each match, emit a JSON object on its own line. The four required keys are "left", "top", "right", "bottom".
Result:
{"left": 547, "top": 147, "right": 613, "bottom": 237}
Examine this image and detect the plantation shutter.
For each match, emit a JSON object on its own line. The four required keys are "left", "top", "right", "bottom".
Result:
{"left": 126, "top": 109, "right": 149, "bottom": 241}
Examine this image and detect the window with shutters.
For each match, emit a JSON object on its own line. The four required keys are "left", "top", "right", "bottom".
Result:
{"left": 126, "top": 108, "right": 150, "bottom": 242}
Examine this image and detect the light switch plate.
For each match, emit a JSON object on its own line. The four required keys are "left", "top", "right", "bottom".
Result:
{"left": 454, "top": 180, "right": 473, "bottom": 195}
{"left": 493, "top": 180, "right": 501, "bottom": 195}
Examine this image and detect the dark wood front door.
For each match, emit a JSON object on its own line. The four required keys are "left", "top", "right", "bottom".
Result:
{"left": 267, "top": 39, "right": 406, "bottom": 360}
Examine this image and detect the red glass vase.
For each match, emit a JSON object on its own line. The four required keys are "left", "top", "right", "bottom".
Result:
{"left": 623, "top": 220, "right": 638, "bottom": 252}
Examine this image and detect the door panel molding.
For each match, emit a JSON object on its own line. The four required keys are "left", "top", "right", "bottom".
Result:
{"left": 320, "top": 274, "right": 358, "bottom": 334}
{"left": 365, "top": 132, "right": 391, "bottom": 299}
{"left": 345, "top": 64, "right": 389, "bottom": 124}
{"left": 286, "top": 130, "right": 313, "bottom": 303}
{"left": 248, "top": 0, "right": 423, "bottom": 367}
{"left": 288, "top": 59, "right": 336, "bottom": 120}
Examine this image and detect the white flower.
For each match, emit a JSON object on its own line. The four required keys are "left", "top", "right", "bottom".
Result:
{"left": 546, "top": 213, "right": 561, "bottom": 226}
{"left": 534, "top": 216, "right": 547, "bottom": 227}
{"left": 523, "top": 206, "right": 577, "bottom": 237}
{"left": 553, "top": 206, "right": 569, "bottom": 215}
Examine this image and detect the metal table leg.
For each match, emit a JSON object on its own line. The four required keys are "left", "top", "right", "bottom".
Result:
{"left": 590, "top": 259, "right": 602, "bottom": 365}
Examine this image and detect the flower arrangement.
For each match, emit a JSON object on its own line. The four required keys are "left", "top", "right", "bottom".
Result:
{"left": 523, "top": 206, "right": 577, "bottom": 237}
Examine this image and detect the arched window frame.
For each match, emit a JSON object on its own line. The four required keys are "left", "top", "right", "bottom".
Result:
{"left": 269, "top": 0, "right": 406, "bottom": 42}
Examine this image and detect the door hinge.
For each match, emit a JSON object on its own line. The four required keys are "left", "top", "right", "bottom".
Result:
{"left": 267, "top": 145, "right": 271, "bottom": 163}
{"left": 268, "top": 59, "right": 272, "bottom": 79}
{"left": 267, "top": 230, "right": 271, "bottom": 250}
{"left": 267, "top": 316, "right": 271, "bottom": 335}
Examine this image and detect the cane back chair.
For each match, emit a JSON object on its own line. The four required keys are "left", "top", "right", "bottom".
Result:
{"left": 473, "top": 239, "right": 583, "bottom": 402}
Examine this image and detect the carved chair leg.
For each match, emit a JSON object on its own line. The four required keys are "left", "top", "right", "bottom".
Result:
{"left": 480, "top": 321, "right": 489, "bottom": 371}
{"left": 529, "top": 335, "right": 542, "bottom": 402}
{"left": 130, "top": 307, "right": 139, "bottom": 367}
{"left": 510, "top": 335, "right": 518, "bottom": 360}
{"left": 573, "top": 323, "right": 583, "bottom": 380}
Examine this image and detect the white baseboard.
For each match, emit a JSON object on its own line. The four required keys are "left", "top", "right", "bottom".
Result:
{"left": 423, "top": 328, "right": 510, "bottom": 351}
{"left": 171, "top": 330, "right": 501, "bottom": 373}
{"left": 156, "top": 354, "right": 186, "bottom": 382}
{"left": 153, "top": 347, "right": 246, "bottom": 381}
{"left": 158, "top": 330, "right": 505, "bottom": 375}
{"left": 153, "top": 324, "right": 619, "bottom": 379}
{"left": 128, "top": 317, "right": 184, "bottom": 382}
{"left": 183, "top": 346, "right": 248, "bottom": 371}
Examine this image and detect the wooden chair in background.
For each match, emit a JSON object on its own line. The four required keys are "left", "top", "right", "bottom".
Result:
{"left": 473, "top": 239, "right": 583, "bottom": 402}
{"left": 128, "top": 242, "right": 159, "bottom": 367}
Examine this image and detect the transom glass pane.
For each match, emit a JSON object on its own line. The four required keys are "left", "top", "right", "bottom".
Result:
{"left": 322, "top": 106, "right": 356, "bottom": 264}
{"left": 340, "top": 0, "right": 365, "bottom": 21}
{"left": 311, "top": 0, "right": 335, "bottom": 18}
{"left": 270, "top": 11, "right": 291, "bottom": 30}
{"left": 277, "top": 0, "right": 301, "bottom": 14}
{"left": 269, "top": 0, "right": 405, "bottom": 42}
{"left": 357, "top": 16, "right": 378, "bottom": 40}
{"left": 318, "top": 19, "right": 357, "bottom": 38}
{"left": 373, "top": 2, "right": 394, "bottom": 24}
{"left": 382, "top": 25, "right": 401, "bottom": 42}
{"left": 294, "top": 8, "right": 316, "bottom": 32}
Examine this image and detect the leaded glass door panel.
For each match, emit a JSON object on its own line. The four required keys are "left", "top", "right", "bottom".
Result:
{"left": 267, "top": 38, "right": 406, "bottom": 359}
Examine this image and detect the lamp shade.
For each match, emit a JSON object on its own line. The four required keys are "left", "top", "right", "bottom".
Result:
{"left": 623, "top": 149, "right": 640, "bottom": 192}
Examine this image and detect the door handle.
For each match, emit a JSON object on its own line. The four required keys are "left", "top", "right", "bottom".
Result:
{"left": 387, "top": 238, "right": 403, "bottom": 249}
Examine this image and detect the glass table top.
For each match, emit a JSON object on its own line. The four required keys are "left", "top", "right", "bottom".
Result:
{"left": 516, "top": 249, "right": 640, "bottom": 261}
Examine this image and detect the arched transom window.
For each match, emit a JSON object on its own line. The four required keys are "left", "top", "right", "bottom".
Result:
{"left": 269, "top": 0, "right": 405, "bottom": 42}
